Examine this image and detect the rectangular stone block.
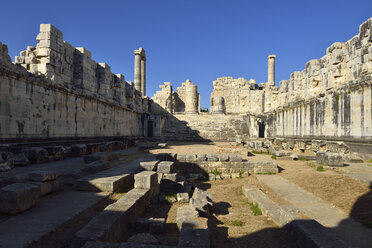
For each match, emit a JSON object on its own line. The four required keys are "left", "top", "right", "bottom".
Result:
{"left": 139, "top": 160, "right": 159, "bottom": 171}
{"left": 196, "top": 154, "right": 206, "bottom": 161}
{"left": 75, "top": 174, "right": 134, "bottom": 192}
{"left": 316, "top": 152, "right": 344, "bottom": 167}
{"left": 229, "top": 154, "right": 242, "bottom": 162}
{"left": 177, "top": 154, "right": 186, "bottom": 162}
{"left": 163, "top": 173, "right": 178, "bottom": 182}
{"left": 0, "top": 183, "right": 40, "bottom": 214}
{"left": 218, "top": 154, "right": 229, "bottom": 162}
{"left": 186, "top": 154, "right": 197, "bottom": 162}
{"left": 134, "top": 171, "right": 158, "bottom": 190}
{"left": 207, "top": 154, "right": 218, "bottom": 161}
{"left": 157, "top": 161, "right": 175, "bottom": 173}
{"left": 29, "top": 171, "right": 59, "bottom": 182}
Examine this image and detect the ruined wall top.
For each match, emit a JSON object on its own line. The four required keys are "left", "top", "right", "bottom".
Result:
{"left": 8, "top": 24, "right": 148, "bottom": 113}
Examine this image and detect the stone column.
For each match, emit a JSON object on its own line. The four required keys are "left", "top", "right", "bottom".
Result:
{"left": 141, "top": 56, "right": 146, "bottom": 96}
{"left": 134, "top": 49, "right": 142, "bottom": 92}
{"left": 185, "top": 80, "right": 198, "bottom": 114}
{"left": 268, "top": 54, "right": 276, "bottom": 85}
{"left": 211, "top": 96, "right": 225, "bottom": 114}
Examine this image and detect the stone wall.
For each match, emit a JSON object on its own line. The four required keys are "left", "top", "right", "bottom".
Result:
{"left": 265, "top": 18, "right": 372, "bottom": 139}
{"left": 159, "top": 113, "right": 258, "bottom": 141}
{"left": 210, "top": 77, "right": 264, "bottom": 114}
{"left": 0, "top": 24, "right": 148, "bottom": 139}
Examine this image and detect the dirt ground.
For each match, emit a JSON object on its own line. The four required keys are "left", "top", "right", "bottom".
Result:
{"left": 149, "top": 141, "right": 372, "bottom": 228}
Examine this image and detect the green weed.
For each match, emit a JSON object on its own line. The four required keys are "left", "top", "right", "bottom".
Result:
{"left": 249, "top": 202, "right": 262, "bottom": 216}
{"left": 271, "top": 155, "right": 277, "bottom": 160}
{"left": 231, "top": 220, "right": 244, "bottom": 226}
{"left": 316, "top": 165, "right": 325, "bottom": 172}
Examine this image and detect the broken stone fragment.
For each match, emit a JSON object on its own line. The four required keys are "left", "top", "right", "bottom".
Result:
{"left": 0, "top": 183, "right": 40, "bottom": 214}
{"left": 316, "top": 152, "right": 344, "bottom": 167}
{"left": 29, "top": 171, "right": 59, "bottom": 182}
{"left": 13, "top": 153, "right": 31, "bottom": 166}
{"left": 177, "top": 192, "right": 190, "bottom": 203}
{"left": 139, "top": 160, "right": 159, "bottom": 171}
{"left": 21, "top": 147, "right": 49, "bottom": 164}
{"left": 157, "top": 161, "right": 175, "bottom": 173}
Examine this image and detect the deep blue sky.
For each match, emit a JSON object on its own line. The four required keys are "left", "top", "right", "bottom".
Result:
{"left": 0, "top": 1, "right": 371, "bottom": 108}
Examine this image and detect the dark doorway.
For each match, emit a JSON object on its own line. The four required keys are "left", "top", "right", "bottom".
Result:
{"left": 258, "top": 122, "right": 265, "bottom": 138}
{"left": 147, "top": 121, "right": 154, "bottom": 137}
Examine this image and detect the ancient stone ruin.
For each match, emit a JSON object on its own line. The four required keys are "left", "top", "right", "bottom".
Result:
{"left": 0, "top": 18, "right": 371, "bottom": 248}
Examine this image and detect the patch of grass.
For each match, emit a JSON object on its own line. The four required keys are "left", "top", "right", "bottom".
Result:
{"left": 210, "top": 168, "right": 222, "bottom": 176}
{"left": 271, "top": 155, "right": 277, "bottom": 160}
{"left": 165, "top": 193, "right": 177, "bottom": 204}
{"left": 367, "top": 164, "right": 372, "bottom": 167}
{"left": 306, "top": 161, "right": 315, "bottom": 167}
{"left": 237, "top": 171, "right": 244, "bottom": 179}
{"left": 231, "top": 220, "right": 244, "bottom": 226}
{"left": 251, "top": 150, "right": 262, "bottom": 154}
{"left": 316, "top": 165, "right": 325, "bottom": 172}
{"left": 249, "top": 202, "right": 262, "bottom": 216}
{"left": 298, "top": 157, "right": 309, "bottom": 161}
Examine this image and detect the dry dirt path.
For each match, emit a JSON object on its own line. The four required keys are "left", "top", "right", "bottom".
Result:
{"left": 257, "top": 175, "right": 372, "bottom": 248}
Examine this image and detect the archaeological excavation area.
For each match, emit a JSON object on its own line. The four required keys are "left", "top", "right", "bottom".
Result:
{"left": 0, "top": 17, "right": 371, "bottom": 248}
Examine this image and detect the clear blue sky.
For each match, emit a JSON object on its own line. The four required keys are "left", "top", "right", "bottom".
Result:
{"left": 0, "top": 0, "right": 371, "bottom": 108}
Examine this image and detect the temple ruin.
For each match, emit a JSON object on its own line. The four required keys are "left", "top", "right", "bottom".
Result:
{"left": 0, "top": 17, "right": 371, "bottom": 248}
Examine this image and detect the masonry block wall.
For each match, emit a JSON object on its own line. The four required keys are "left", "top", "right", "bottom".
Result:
{"left": 265, "top": 18, "right": 372, "bottom": 139}
{"left": 0, "top": 24, "right": 148, "bottom": 139}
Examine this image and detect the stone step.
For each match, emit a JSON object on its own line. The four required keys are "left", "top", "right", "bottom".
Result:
{"left": 256, "top": 175, "right": 372, "bottom": 248}
{"left": 0, "top": 190, "right": 109, "bottom": 248}
{"left": 75, "top": 173, "right": 134, "bottom": 192}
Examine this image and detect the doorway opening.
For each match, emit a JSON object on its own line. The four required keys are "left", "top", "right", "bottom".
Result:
{"left": 258, "top": 122, "right": 265, "bottom": 138}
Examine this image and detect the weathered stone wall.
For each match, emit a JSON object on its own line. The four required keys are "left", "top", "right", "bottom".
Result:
{"left": 159, "top": 113, "right": 258, "bottom": 141}
{"left": 266, "top": 18, "right": 372, "bottom": 139}
{"left": 210, "top": 77, "right": 264, "bottom": 114}
{"left": 0, "top": 24, "right": 148, "bottom": 139}
{"left": 173, "top": 80, "right": 199, "bottom": 113}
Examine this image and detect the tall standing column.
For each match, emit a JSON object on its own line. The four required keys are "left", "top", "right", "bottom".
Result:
{"left": 141, "top": 56, "right": 146, "bottom": 96}
{"left": 134, "top": 49, "right": 142, "bottom": 92}
{"left": 268, "top": 54, "right": 276, "bottom": 85}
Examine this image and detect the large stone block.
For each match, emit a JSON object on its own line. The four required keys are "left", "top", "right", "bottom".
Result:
{"left": 76, "top": 174, "right": 134, "bottom": 192}
{"left": 21, "top": 147, "right": 49, "bottom": 164}
{"left": 70, "top": 144, "right": 87, "bottom": 157}
{"left": 157, "top": 161, "right": 175, "bottom": 173}
{"left": 139, "top": 160, "right": 159, "bottom": 171}
{"left": 326, "top": 141, "right": 349, "bottom": 154}
{"left": 82, "top": 160, "right": 110, "bottom": 173}
{"left": 29, "top": 171, "right": 59, "bottom": 182}
{"left": 229, "top": 154, "right": 242, "bottom": 162}
{"left": 316, "top": 152, "right": 344, "bottom": 167}
{"left": 0, "top": 183, "right": 40, "bottom": 214}
{"left": 134, "top": 171, "right": 158, "bottom": 190}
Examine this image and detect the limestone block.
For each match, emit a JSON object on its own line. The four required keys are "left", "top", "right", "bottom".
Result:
{"left": 196, "top": 154, "right": 207, "bottom": 161}
{"left": 21, "top": 147, "right": 49, "bottom": 164}
{"left": 163, "top": 173, "right": 178, "bottom": 182}
{"left": 177, "top": 154, "right": 186, "bottom": 161}
{"left": 218, "top": 154, "right": 229, "bottom": 162}
{"left": 43, "top": 146, "right": 66, "bottom": 161}
{"left": 135, "top": 217, "right": 165, "bottom": 233}
{"left": 134, "top": 171, "right": 158, "bottom": 190}
{"left": 158, "top": 143, "right": 167, "bottom": 148}
{"left": 157, "top": 161, "right": 175, "bottom": 173}
{"left": 0, "top": 159, "right": 14, "bottom": 172}
{"left": 326, "top": 141, "right": 349, "bottom": 154}
{"left": 229, "top": 154, "right": 242, "bottom": 162}
{"left": 316, "top": 152, "right": 344, "bottom": 167}
{"left": 176, "top": 205, "right": 199, "bottom": 230}
{"left": 207, "top": 154, "right": 218, "bottom": 161}
{"left": 29, "top": 171, "right": 59, "bottom": 182}
{"left": 139, "top": 160, "right": 159, "bottom": 171}
{"left": 14, "top": 56, "right": 25, "bottom": 64}
{"left": 70, "top": 144, "right": 87, "bottom": 157}
{"left": 0, "top": 183, "right": 40, "bottom": 214}
{"left": 30, "top": 179, "right": 63, "bottom": 196}
{"left": 177, "top": 193, "right": 190, "bottom": 203}
{"left": 185, "top": 154, "right": 197, "bottom": 162}
{"left": 190, "top": 188, "right": 213, "bottom": 216}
